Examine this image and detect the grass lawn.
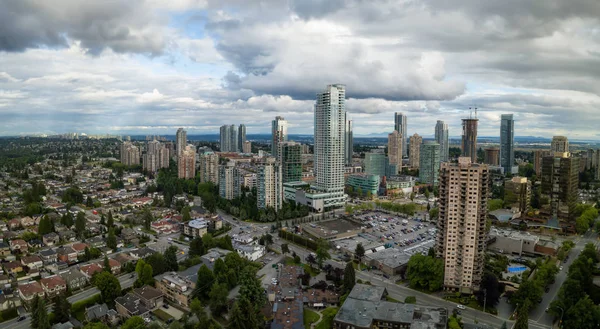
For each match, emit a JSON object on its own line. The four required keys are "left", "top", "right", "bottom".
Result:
{"left": 1, "top": 308, "right": 18, "bottom": 321}
{"left": 303, "top": 308, "right": 320, "bottom": 327}
{"left": 303, "top": 264, "right": 320, "bottom": 277}
{"left": 153, "top": 308, "right": 174, "bottom": 322}
{"left": 315, "top": 307, "right": 339, "bottom": 329}
{"left": 351, "top": 262, "right": 369, "bottom": 271}
{"left": 385, "top": 295, "right": 400, "bottom": 302}
{"left": 284, "top": 257, "right": 298, "bottom": 266}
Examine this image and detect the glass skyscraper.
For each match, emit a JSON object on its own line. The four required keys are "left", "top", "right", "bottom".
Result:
{"left": 500, "top": 114, "right": 515, "bottom": 174}
{"left": 394, "top": 112, "right": 408, "bottom": 157}
{"left": 435, "top": 120, "right": 449, "bottom": 162}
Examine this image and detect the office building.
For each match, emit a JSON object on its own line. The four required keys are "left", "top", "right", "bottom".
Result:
{"left": 312, "top": 84, "right": 347, "bottom": 209}
{"left": 346, "top": 174, "right": 379, "bottom": 198}
{"left": 257, "top": 157, "right": 283, "bottom": 210}
{"left": 176, "top": 128, "right": 187, "bottom": 158}
{"left": 280, "top": 142, "right": 302, "bottom": 183}
{"left": 419, "top": 141, "right": 440, "bottom": 186}
{"left": 541, "top": 153, "right": 579, "bottom": 221}
{"left": 219, "top": 125, "right": 238, "bottom": 152}
{"left": 242, "top": 140, "right": 252, "bottom": 153}
{"left": 500, "top": 114, "right": 515, "bottom": 174}
{"left": 436, "top": 157, "right": 489, "bottom": 294}
{"left": 198, "top": 151, "right": 219, "bottom": 185}
{"left": 120, "top": 142, "right": 140, "bottom": 166}
{"left": 364, "top": 150, "right": 396, "bottom": 179}
{"left": 177, "top": 145, "right": 196, "bottom": 179}
{"left": 505, "top": 177, "right": 531, "bottom": 213}
{"left": 387, "top": 130, "right": 403, "bottom": 172}
{"left": 272, "top": 116, "right": 288, "bottom": 158}
{"left": 435, "top": 120, "right": 449, "bottom": 162}
{"left": 484, "top": 148, "right": 500, "bottom": 166}
{"left": 394, "top": 112, "right": 408, "bottom": 158}
{"left": 461, "top": 117, "right": 479, "bottom": 163}
{"left": 345, "top": 119, "right": 353, "bottom": 165}
{"left": 219, "top": 162, "right": 241, "bottom": 200}
{"left": 408, "top": 133, "right": 422, "bottom": 168}
{"left": 551, "top": 136, "right": 569, "bottom": 153}
{"left": 143, "top": 140, "right": 170, "bottom": 173}
{"left": 238, "top": 124, "right": 246, "bottom": 153}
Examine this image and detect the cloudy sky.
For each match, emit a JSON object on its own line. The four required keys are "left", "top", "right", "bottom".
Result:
{"left": 1, "top": 0, "right": 600, "bottom": 139}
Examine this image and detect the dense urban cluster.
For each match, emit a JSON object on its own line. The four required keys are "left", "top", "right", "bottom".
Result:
{"left": 0, "top": 84, "right": 599, "bottom": 329}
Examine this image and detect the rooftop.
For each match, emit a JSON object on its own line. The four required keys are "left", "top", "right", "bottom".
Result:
{"left": 187, "top": 219, "right": 208, "bottom": 229}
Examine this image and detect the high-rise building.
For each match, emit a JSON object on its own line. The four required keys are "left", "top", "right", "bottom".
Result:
{"left": 419, "top": 141, "right": 440, "bottom": 186}
{"left": 272, "top": 116, "right": 288, "bottom": 158}
{"left": 541, "top": 153, "right": 579, "bottom": 221}
{"left": 178, "top": 145, "right": 196, "bottom": 179}
{"left": 505, "top": 177, "right": 531, "bottom": 213}
{"left": 551, "top": 136, "right": 569, "bottom": 153}
{"left": 242, "top": 141, "right": 252, "bottom": 154}
{"left": 280, "top": 142, "right": 302, "bottom": 183}
{"left": 409, "top": 133, "right": 422, "bottom": 168}
{"left": 120, "top": 142, "right": 140, "bottom": 166}
{"left": 143, "top": 140, "right": 170, "bottom": 173}
{"left": 500, "top": 114, "right": 515, "bottom": 174}
{"left": 435, "top": 120, "right": 449, "bottom": 162}
{"left": 387, "top": 130, "right": 403, "bottom": 172}
{"left": 586, "top": 149, "right": 596, "bottom": 170}
{"left": 176, "top": 128, "right": 187, "bottom": 158}
{"left": 199, "top": 151, "right": 219, "bottom": 185}
{"left": 219, "top": 125, "right": 239, "bottom": 152}
{"left": 364, "top": 150, "right": 396, "bottom": 179}
{"left": 345, "top": 119, "right": 353, "bottom": 166}
{"left": 534, "top": 150, "right": 551, "bottom": 176}
{"left": 219, "top": 162, "right": 241, "bottom": 200}
{"left": 484, "top": 148, "right": 500, "bottom": 166}
{"left": 394, "top": 112, "right": 408, "bottom": 157}
{"left": 596, "top": 150, "right": 600, "bottom": 180}
{"left": 238, "top": 124, "right": 246, "bottom": 153}
{"left": 257, "top": 157, "right": 283, "bottom": 210}
{"left": 461, "top": 118, "right": 479, "bottom": 163}
{"left": 313, "top": 84, "right": 347, "bottom": 208}
{"left": 436, "top": 157, "right": 489, "bottom": 294}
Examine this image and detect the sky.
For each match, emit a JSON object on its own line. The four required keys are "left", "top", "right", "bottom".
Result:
{"left": 1, "top": 0, "right": 600, "bottom": 139}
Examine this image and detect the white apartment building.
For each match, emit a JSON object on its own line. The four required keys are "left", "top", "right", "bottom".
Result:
{"left": 257, "top": 157, "right": 283, "bottom": 210}
{"left": 199, "top": 151, "right": 219, "bottom": 185}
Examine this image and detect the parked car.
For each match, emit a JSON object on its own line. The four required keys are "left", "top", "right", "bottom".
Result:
{"left": 456, "top": 304, "right": 466, "bottom": 310}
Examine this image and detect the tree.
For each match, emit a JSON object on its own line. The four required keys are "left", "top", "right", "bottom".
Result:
{"left": 107, "top": 211, "right": 114, "bottom": 228}
{"left": 195, "top": 264, "right": 215, "bottom": 300}
{"left": 32, "top": 295, "right": 50, "bottom": 329}
{"left": 38, "top": 215, "right": 53, "bottom": 236}
{"left": 562, "top": 295, "right": 600, "bottom": 329}
{"left": 306, "top": 254, "right": 316, "bottom": 268}
{"left": 94, "top": 271, "right": 122, "bottom": 306}
{"left": 61, "top": 212, "right": 74, "bottom": 228}
{"left": 354, "top": 243, "right": 365, "bottom": 264}
{"left": 190, "top": 298, "right": 204, "bottom": 318}
{"left": 228, "top": 300, "right": 246, "bottom": 329}
{"left": 122, "top": 316, "right": 146, "bottom": 329}
{"left": 182, "top": 206, "right": 191, "bottom": 222}
{"left": 405, "top": 296, "right": 416, "bottom": 304}
{"left": 103, "top": 255, "right": 111, "bottom": 272}
{"left": 75, "top": 212, "right": 86, "bottom": 238}
{"left": 478, "top": 272, "right": 501, "bottom": 308}
{"left": 31, "top": 295, "right": 41, "bottom": 329}
{"left": 448, "top": 316, "right": 461, "bottom": 329}
{"left": 106, "top": 228, "right": 117, "bottom": 250}
{"left": 406, "top": 254, "right": 444, "bottom": 292}
{"left": 135, "top": 260, "right": 154, "bottom": 287}
{"left": 488, "top": 199, "right": 504, "bottom": 212}
{"left": 510, "top": 279, "right": 541, "bottom": 308}
{"left": 514, "top": 299, "right": 531, "bottom": 329}
{"left": 144, "top": 253, "right": 167, "bottom": 275}
{"left": 343, "top": 262, "right": 356, "bottom": 293}
{"left": 281, "top": 243, "right": 290, "bottom": 255}
{"left": 189, "top": 237, "right": 205, "bottom": 257}
{"left": 83, "top": 323, "right": 110, "bottom": 329}
{"left": 238, "top": 267, "right": 265, "bottom": 310}
{"left": 143, "top": 208, "right": 153, "bottom": 230}
{"left": 209, "top": 283, "right": 229, "bottom": 316}
{"left": 52, "top": 294, "right": 71, "bottom": 324}
{"left": 164, "top": 246, "right": 179, "bottom": 272}
{"left": 315, "top": 239, "right": 331, "bottom": 268}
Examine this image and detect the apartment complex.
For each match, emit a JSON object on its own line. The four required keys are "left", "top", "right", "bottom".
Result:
{"left": 436, "top": 157, "right": 489, "bottom": 294}
{"left": 280, "top": 142, "right": 302, "bottom": 183}
{"left": 408, "top": 133, "right": 422, "bottom": 169}
{"left": 272, "top": 116, "right": 288, "bottom": 158}
{"left": 238, "top": 124, "right": 246, "bottom": 153}
{"left": 500, "top": 114, "right": 515, "bottom": 174}
{"left": 120, "top": 142, "right": 140, "bottom": 166}
{"left": 551, "top": 136, "right": 569, "bottom": 153}
{"left": 435, "top": 120, "right": 449, "bottom": 162}
{"left": 387, "top": 130, "right": 403, "bottom": 172}
{"left": 177, "top": 145, "right": 196, "bottom": 179}
{"left": 155, "top": 272, "right": 194, "bottom": 309}
{"left": 143, "top": 140, "right": 170, "bottom": 173}
{"left": 461, "top": 118, "right": 479, "bottom": 163}
{"left": 541, "top": 153, "right": 579, "bottom": 222}
{"left": 257, "top": 157, "right": 283, "bottom": 210}
{"left": 419, "top": 141, "right": 440, "bottom": 186}
{"left": 394, "top": 112, "right": 408, "bottom": 157}
{"left": 219, "top": 162, "right": 241, "bottom": 200}
{"left": 220, "top": 124, "right": 239, "bottom": 152}
{"left": 199, "top": 151, "right": 219, "bottom": 185}
{"left": 364, "top": 150, "right": 396, "bottom": 179}
{"left": 484, "top": 148, "right": 499, "bottom": 166}
{"left": 176, "top": 128, "right": 187, "bottom": 157}
{"left": 345, "top": 119, "right": 353, "bottom": 165}
{"left": 242, "top": 140, "right": 252, "bottom": 153}
{"left": 504, "top": 176, "right": 531, "bottom": 213}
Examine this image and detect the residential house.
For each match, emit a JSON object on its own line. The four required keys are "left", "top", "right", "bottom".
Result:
{"left": 57, "top": 246, "right": 78, "bottom": 264}
{"left": 200, "top": 248, "right": 231, "bottom": 270}
{"left": 107, "top": 259, "right": 121, "bottom": 275}
{"left": 151, "top": 219, "right": 181, "bottom": 235}
{"left": 3, "top": 261, "right": 23, "bottom": 274}
{"left": 8, "top": 219, "right": 20, "bottom": 230}
{"left": 115, "top": 293, "right": 150, "bottom": 318}
{"left": 58, "top": 230, "right": 76, "bottom": 242}
{"left": 21, "top": 255, "right": 44, "bottom": 270}
{"left": 71, "top": 242, "right": 88, "bottom": 257}
{"left": 132, "top": 286, "right": 164, "bottom": 310}
{"left": 0, "top": 222, "right": 6, "bottom": 232}
{"left": 0, "top": 241, "right": 10, "bottom": 257}
{"left": 27, "top": 239, "right": 44, "bottom": 249}
{"left": 17, "top": 281, "right": 44, "bottom": 306}
{"left": 43, "top": 233, "right": 60, "bottom": 246}
{"left": 155, "top": 272, "right": 193, "bottom": 309}
{"left": 129, "top": 247, "right": 156, "bottom": 259}
{"left": 39, "top": 249, "right": 58, "bottom": 264}
{"left": 19, "top": 216, "right": 35, "bottom": 227}
{"left": 0, "top": 292, "right": 20, "bottom": 312}
{"left": 234, "top": 243, "right": 265, "bottom": 261}
{"left": 80, "top": 263, "right": 103, "bottom": 279}
{"left": 40, "top": 275, "right": 67, "bottom": 298}
{"left": 85, "top": 303, "right": 111, "bottom": 323}
{"left": 120, "top": 228, "right": 139, "bottom": 245}
{"left": 86, "top": 236, "right": 105, "bottom": 249}
{"left": 113, "top": 252, "right": 135, "bottom": 266}
{"left": 59, "top": 268, "right": 88, "bottom": 291}
{"left": 9, "top": 239, "right": 28, "bottom": 254}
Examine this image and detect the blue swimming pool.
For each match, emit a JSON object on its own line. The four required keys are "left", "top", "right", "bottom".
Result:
{"left": 508, "top": 266, "right": 527, "bottom": 273}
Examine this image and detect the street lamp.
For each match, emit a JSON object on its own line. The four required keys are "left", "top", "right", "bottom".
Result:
{"left": 556, "top": 306, "right": 564, "bottom": 328}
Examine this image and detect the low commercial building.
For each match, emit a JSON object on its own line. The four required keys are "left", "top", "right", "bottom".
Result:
{"left": 155, "top": 272, "right": 194, "bottom": 309}
{"left": 334, "top": 284, "right": 447, "bottom": 329}
{"left": 346, "top": 174, "right": 379, "bottom": 197}
{"left": 489, "top": 229, "right": 539, "bottom": 256}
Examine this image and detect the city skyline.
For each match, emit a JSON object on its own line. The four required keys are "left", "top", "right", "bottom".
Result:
{"left": 1, "top": 2, "right": 599, "bottom": 139}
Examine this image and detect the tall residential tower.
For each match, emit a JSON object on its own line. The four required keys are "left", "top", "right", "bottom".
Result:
{"left": 238, "top": 124, "right": 246, "bottom": 153}
{"left": 435, "top": 120, "right": 449, "bottom": 162}
{"left": 500, "top": 114, "right": 515, "bottom": 174}
{"left": 394, "top": 112, "right": 408, "bottom": 157}
{"left": 345, "top": 119, "right": 353, "bottom": 166}
{"left": 272, "top": 116, "right": 288, "bottom": 158}
{"left": 461, "top": 117, "right": 479, "bottom": 163}
{"left": 387, "top": 130, "right": 403, "bottom": 172}
{"left": 176, "top": 128, "right": 187, "bottom": 157}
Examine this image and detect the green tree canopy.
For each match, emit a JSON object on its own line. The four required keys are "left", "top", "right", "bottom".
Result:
{"left": 406, "top": 254, "right": 444, "bottom": 292}
{"left": 94, "top": 271, "right": 122, "bottom": 306}
{"left": 121, "top": 316, "right": 146, "bottom": 329}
